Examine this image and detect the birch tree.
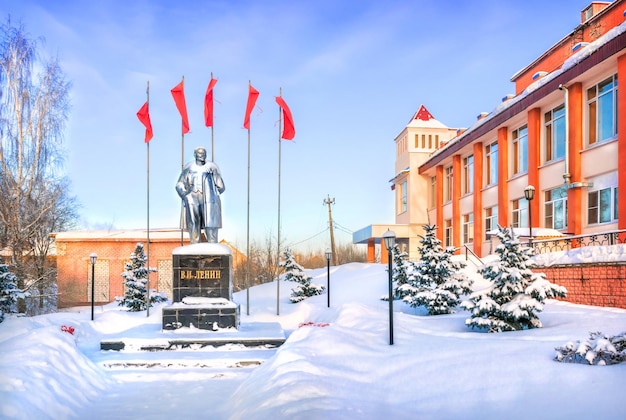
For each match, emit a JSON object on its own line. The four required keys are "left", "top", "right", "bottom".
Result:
{"left": 0, "top": 18, "right": 76, "bottom": 313}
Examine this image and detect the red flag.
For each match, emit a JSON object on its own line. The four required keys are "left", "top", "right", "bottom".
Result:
{"left": 171, "top": 80, "right": 190, "bottom": 134}
{"left": 204, "top": 77, "right": 218, "bottom": 127}
{"left": 243, "top": 84, "right": 259, "bottom": 129}
{"left": 136, "top": 101, "right": 153, "bottom": 143}
{"left": 275, "top": 96, "right": 295, "bottom": 140}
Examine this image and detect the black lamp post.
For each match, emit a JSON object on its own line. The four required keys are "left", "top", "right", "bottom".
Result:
{"left": 524, "top": 185, "right": 535, "bottom": 246}
{"left": 383, "top": 229, "right": 396, "bottom": 345}
{"left": 89, "top": 253, "right": 97, "bottom": 321}
{"left": 325, "top": 248, "right": 332, "bottom": 308}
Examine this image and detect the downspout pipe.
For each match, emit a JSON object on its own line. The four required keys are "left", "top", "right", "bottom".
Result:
{"left": 559, "top": 84, "right": 571, "bottom": 185}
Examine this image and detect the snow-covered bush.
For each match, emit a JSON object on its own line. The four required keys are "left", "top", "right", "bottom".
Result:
{"left": 555, "top": 331, "right": 626, "bottom": 365}
{"left": 281, "top": 250, "right": 325, "bottom": 303}
{"left": 0, "top": 263, "right": 23, "bottom": 322}
{"left": 116, "top": 243, "right": 167, "bottom": 311}
{"left": 462, "top": 225, "right": 567, "bottom": 332}
{"left": 399, "top": 224, "right": 472, "bottom": 315}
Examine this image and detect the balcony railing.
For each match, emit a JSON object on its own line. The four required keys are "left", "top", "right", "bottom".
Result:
{"left": 531, "top": 230, "right": 626, "bottom": 254}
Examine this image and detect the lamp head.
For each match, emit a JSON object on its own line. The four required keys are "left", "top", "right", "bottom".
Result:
{"left": 524, "top": 185, "right": 536, "bottom": 201}
{"left": 383, "top": 229, "right": 396, "bottom": 250}
{"left": 90, "top": 253, "right": 98, "bottom": 265}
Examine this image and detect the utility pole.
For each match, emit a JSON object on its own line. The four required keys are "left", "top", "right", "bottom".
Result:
{"left": 323, "top": 195, "right": 337, "bottom": 266}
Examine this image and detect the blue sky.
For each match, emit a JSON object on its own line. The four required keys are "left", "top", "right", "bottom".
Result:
{"left": 3, "top": 0, "right": 592, "bottom": 252}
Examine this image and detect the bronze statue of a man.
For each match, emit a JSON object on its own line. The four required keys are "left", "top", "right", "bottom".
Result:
{"left": 176, "top": 147, "right": 225, "bottom": 243}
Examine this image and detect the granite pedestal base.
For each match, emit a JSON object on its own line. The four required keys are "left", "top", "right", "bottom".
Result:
{"left": 162, "top": 297, "right": 239, "bottom": 331}
{"left": 163, "top": 243, "right": 239, "bottom": 331}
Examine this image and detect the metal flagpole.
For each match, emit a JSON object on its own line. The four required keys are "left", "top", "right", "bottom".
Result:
{"left": 146, "top": 80, "right": 151, "bottom": 317}
{"left": 211, "top": 72, "right": 215, "bottom": 162}
{"left": 180, "top": 75, "right": 185, "bottom": 246}
{"left": 276, "top": 88, "right": 282, "bottom": 316}
{"left": 246, "top": 80, "right": 252, "bottom": 315}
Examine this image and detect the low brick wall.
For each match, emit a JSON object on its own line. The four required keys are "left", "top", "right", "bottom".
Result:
{"left": 537, "top": 263, "right": 626, "bottom": 309}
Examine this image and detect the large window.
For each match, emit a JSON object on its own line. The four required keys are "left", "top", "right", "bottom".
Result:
{"left": 485, "top": 206, "right": 498, "bottom": 240}
{"left": 429, "top": 176, "right": 436, "bottom": 209}
{"left": 400, "top": 181, "right": 407, "bottom": 213}
{"left": 588, "top": 186, "right": 618, "bottom": 224}
{"left": 545, "top": 104, "right": 566, "bottom": 162}
{"left": 588, "top": 74, "right": 618, "bottom": 145}
{"left": 544, "top": 186, "right": 568, "bottom": 230}
{"left": 512, "top": 125, "right": 528, "bottom": 175}
{"left": 511, "top": 198, "right": 529, "bottom": 228}
{"left": 445, "top": 166, "right": 453, "bottom": 202}
{"left": 463, "top": 213, "right": 474, "bottom": 244}
{"left": 444, "top": 219, "right": 452, "bottom": 247}
{"left": 485, "top": 141, "right": 498, "bottom": 185}
{"left": 463, "top": 155, "right": 474, "bottom": 195}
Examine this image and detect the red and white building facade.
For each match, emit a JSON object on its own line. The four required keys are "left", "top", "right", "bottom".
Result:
{"left": 355, "top": 1, "right": 626, "bottom": 261}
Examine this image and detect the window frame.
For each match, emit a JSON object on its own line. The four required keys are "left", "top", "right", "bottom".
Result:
{"left": 544, "top": 104, "right": 566, "bottom": 162}
{"left": 587, "top": 74, "right": 618, "bottom": 146}
{"left": 512, "top": 125, "right": 528, "bottom": 175}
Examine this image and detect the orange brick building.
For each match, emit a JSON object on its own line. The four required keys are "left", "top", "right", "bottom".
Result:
{"left": 53, "top": 229, "right": 245, "bottom": 308}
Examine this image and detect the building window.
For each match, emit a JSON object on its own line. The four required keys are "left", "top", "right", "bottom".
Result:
{"left": 463, "top": 213, "right": 474, "bottom": 244}
{"left": 587, "top": 74, "right": 618, "bottom": 146}
{"left": 485, "top": 141, "right": 498, "bottom": 186}
{"left": 444, "top": 219, "right": 452, "bottom": 247}
{"left": 544, "top": 186, "right": 568, "bottom": 230}
{"left": 463, "top": 155, "right": 474, "bottom": 195}
{"left": 511, "top": 198, "right": 529, "bottom": 228}
{"left": 588, "top": 186, "right": 618, "bottom": 224}
{"left": 429, "top": 176, "right": 436, "bottom": 209}
{"left": 485, "top": 206, "right": 498, "bottom": 240}
{"left": 512, "top": 125, "right": 528, "bottom": 175}
{"left": 401, "top": 181, "right": 407, "bottom": 213}
{"left": 445, "top": 166, "right": 453, "bottom": 202}
{"left": 544, "top": 104, "right": 566, "bottom": 162}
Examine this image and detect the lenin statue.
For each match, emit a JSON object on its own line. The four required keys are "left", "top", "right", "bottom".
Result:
{"left": 175, "top": 147, "right": 225, "bottom": 243}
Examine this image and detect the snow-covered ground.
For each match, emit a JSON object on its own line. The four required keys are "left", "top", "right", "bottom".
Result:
{"left": 1, "top": 258, "right": 625, "bottom": 419}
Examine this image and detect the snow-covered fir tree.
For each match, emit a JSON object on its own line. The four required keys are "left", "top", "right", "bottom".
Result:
{"left": 398, "top": 224, "right": 472, "bottom": 315}
{"left": 0, "top": 263, "right": 23, "bottom": 323}
{"left": 382, "top": 244, "right": 415, "bottom": 301}
{"left": 116, "top": 243, "right": 166, "bottom": 311}
{"left": 462, "top": 225, "right": 567, "bottom": 332}
{"left": 280, "top": 249, "right": 325, "bottom": 303}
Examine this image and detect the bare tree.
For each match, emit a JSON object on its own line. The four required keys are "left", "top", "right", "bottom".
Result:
{"left": 0, "top": 18, "right": 75, "bottom": 313}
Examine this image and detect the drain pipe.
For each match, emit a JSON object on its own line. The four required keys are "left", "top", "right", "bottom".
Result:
{"left": 559, "top": 84, "right": 572, "bottom": 186}
{"left": 559, "top": 84, "right": 593, "bottom": 189}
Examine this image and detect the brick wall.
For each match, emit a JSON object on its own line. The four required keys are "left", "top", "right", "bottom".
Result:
{"left": 54, "top": 231, "right": 246, "bottom": 308}
{"left": 537, "top": 263, "right": 626, "bottom": 309}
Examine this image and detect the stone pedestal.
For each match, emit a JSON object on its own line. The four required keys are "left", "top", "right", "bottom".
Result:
{"left": 162, "top": 243, "right": 239, "bottom": 331}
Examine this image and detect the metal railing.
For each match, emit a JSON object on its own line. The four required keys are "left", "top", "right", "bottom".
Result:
{"left": 463, "top": 244, "right": 484, "bottom": 267}
{"left": 531, "top": 229, "right": 626, "bottom": 254}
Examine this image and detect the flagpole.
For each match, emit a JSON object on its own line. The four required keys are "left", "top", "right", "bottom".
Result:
{"left": 146, "top": 80, "right": 151, "bottom": 317}
{"left": 276, "top": 88, "right": 282, "bottom": 316}
{"left": 211, "top": 72, "right": 215, "bottom": 161}
{"left": 246, "top": 81, "right": 252, "bottom": 316}
{"left": 180, "top": 75, "right": 185, "bottom": 246}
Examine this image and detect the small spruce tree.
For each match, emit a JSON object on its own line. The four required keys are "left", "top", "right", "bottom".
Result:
{"left": 383, "top": 244, "right": 414, "bottom": 301}
{"left": 462, "top": 225, "right": 567, "bottom": 332}
{"left": 280, "top": 249, "right": 325, "bottom": 303}
{"left": 399, "top": 224, "right": 472, "bottom": 315}
{"left": 117, "top": 243, "right": 167, "bottom": 311}
{"left": 0, "top": 264, "right": 22, "bottom": 323}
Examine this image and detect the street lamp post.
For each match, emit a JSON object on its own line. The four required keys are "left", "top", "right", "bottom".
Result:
{"left": 524, "top": 185, "right": 535, "bottom": 246}
{"left": 325, "top": 248, "right": 332, "bottom": 308}
{"left": 89, "top": 253, "right": 97, "bottom": 321}
{"left": 383, "top": 229, "right": 396, "bottom": 345}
